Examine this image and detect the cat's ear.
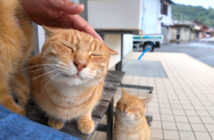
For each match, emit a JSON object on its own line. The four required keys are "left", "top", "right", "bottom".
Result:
{"left": 43, "top": 26, "right": 60, "bottom": 37}
{"left": 122, "top": 88, "right": 129, "bottom": 97}
{"left": 108, "top": 48, "right": 118, "bottom": 55}
{"left": 104, "top": 45, "right": 118, "bottom": 55}
{"left": 141, "top": 94, "right": 153, "bottom": 107}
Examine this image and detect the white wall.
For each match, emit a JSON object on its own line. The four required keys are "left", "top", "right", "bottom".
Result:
{"left": 88, "top": 0, "right": 142, "bottom": 30}
{"left": 142, "top": 0, "right": 161, "bottom": 34}
{"left": 105, "top": 34, "right": 133, "bottom": 69}
{"left": 37, "top": 25, "right": 45, "bottom": 51}
{"left": 123, "top": 34, "right": 133, "bottom": 57}
{"left": 104, "top": 34, "right": 121, "bottom": 68}
{"left": 161, "top": 5, "right": 173, "bottom": 26}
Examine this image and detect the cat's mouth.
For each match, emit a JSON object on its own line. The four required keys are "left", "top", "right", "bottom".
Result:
{"left": 61, "top": 73, "right": 82, "bottom": 79}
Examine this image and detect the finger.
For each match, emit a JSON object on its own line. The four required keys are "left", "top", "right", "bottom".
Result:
{"left": 32, "top": 14, "right": 103, "bottom": 42}
{"left": 50, "top": 0, "right": 84, "bottom": 15}
{"left": 63, "top": 0, "right": 84, "bottom": 15}
{"left": 82, "top": 25, "right": 103, "bottom": 41}
{"left": 68, "top": 15, "right": 103, "bottom": 41}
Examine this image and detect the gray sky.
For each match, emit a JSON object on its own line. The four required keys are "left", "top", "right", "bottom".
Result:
{"left": 172, "top": 0, "right": 214, "bottom": 9}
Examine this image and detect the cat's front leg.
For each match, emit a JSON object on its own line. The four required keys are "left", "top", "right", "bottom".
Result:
{"left": 11, "top": 71, "right": 30, "bottom": 108}
{"left": 78, "top": 112, "right": 94, "bottom": 134}
{"left": 48, "top": 117, "right": 65, "bottom": 130}
{"left": 0, "top": 74, "right": 25, "bottom": 115}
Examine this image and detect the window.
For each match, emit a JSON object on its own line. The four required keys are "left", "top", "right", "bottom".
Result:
{"left": 161, "top": 1, "right": 168, "bottom": 15}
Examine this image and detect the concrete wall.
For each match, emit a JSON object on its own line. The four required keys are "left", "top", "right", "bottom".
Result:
{"left": 180, "top": 27, "right": 191, "bottom": 42}
{"left": 191, "top": 32, "right": 197, "bottom": 41}
{"left": 169, "top": 27, "right": 177, "bottom": 42}
{"left": 169, "top": 27, "right": 192, "bottom": 42}
{"left": 161, "top": 3, "right": 173, "bottom": 43}
{"left": 162, "top": 26, "right": 170, "bottom": 43}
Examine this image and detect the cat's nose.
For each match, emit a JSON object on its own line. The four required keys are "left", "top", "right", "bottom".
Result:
{"left": 124, "top": 107, "right": 129, "bottom": 113}
{"left": 74, "top": 61, "right": 87, "bottom": 72}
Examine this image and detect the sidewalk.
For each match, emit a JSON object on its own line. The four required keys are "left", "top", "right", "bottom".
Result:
{"left": 93, "top": 52, "right": 214, "bottom": 140}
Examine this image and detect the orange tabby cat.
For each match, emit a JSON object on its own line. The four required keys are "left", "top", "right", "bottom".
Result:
{"left": 27, "top": 27, "right": 117, "bottom": 134}
{"left": 114, "top": 89, "right": 150, "bottom": 140}
{"left": 0, "top": 0, "right": 33, "bottom": 115}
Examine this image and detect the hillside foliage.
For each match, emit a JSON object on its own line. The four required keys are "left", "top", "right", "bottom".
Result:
{"left": 172, "top": 4, "right": 214, "bottom": 28}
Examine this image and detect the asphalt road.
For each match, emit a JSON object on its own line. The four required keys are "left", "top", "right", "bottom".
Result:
{"left": 154, "top": 41, "right": 214, "bottom": 68}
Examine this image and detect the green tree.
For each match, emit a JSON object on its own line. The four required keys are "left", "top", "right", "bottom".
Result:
{"left": 172, "top": 4, "right": 214, "bottom": 28}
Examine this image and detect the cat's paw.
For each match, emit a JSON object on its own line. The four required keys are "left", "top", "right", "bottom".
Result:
{"left": 78, "top": 117, "right": 95, "bottom": 134}
{"left": 16, "top": 108, "right": 25, "bottom": 115}
{"left": 48, "top": 119, "right": 64, "bottom": 130}
{"left": 9, "top": 103, "right": 26, "bottom": 116}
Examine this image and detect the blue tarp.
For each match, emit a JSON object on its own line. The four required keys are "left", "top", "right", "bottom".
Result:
{"left": 0, "top": 105, "right": 80, "bottom": 140}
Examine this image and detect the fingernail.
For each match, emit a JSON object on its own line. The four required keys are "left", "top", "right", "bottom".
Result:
{"left": 73, "top": 4, "right": 84, "bottom": 9}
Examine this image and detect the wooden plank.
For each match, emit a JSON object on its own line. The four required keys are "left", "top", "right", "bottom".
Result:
{"left": 104, "top": 81, "right": 120, "bottom": 91}
{"left": 100, "top": 90, "right": 115, "bottom": 102}
{"left": 92, "top": 101, "right": 109, "bottom": 118}
{"left": 106, "top": 70, "right": 125, "bottom": 83}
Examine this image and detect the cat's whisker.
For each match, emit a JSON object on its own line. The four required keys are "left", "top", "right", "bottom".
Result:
{"left": 28, "top": 67, "right": 45, "bottom": 73}
{"left": 39, "top": 57, "right": 70, "bottom": 68}
{"left": 38, "top": 56, "right": 59, "bottom": 62}
{"left": 22, "top": 63, "right": 59, "bottom": 71}
{"left": 29, "top": 67, "right": 59, "bottom": 73}
{"left": 28, "top": 66, "right": 55, "bottom": 73}
{"left": 33, "top": 69, "right": 59, "bottom": 80}
{"left": 41, "top": 72, "right": 59, "bottom": 93}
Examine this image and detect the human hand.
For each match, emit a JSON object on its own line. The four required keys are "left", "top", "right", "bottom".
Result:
{"left": 21, "top": 0, "right": 102, "bottom": 41}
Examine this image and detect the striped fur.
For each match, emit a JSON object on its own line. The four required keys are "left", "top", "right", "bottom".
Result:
{"left": 0, "top": 0, "right": 33, "bottom": 115}
{"left": 114, "top": 89, "right": 150, "bottom": 140}
{"left": 28, "top": 27, "right": 117, "bottom": 134}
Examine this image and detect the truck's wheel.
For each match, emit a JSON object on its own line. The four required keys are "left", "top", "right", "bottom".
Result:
{"left": 144, "top": 43, "right": 154, "bottom": 52}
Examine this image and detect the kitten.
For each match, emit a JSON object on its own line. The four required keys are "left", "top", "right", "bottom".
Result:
{"left": 27, "top": 27, "right": 117, "bottom": 134}
{"left": 114, "top": 89, "right": 150, "bottom": 140}
{"left": 0, "top": 0, "right": 33, "bottom": 115}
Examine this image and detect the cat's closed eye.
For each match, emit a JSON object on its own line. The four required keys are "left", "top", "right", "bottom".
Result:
{"left": 89, "top": 52, "right": 104, "bottom": 57}
{"left": 129, "top": 107, "right": 139, "bottom": 111}
{"left": 60, "top": 41, "right": 74, "bottom": 52}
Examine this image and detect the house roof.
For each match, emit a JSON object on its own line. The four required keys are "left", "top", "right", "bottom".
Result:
{"left": 163, "top": 0, "right": 175, "bottom": 4}
{"left": 170, "top": 23, "right": 193, "bottom": 28}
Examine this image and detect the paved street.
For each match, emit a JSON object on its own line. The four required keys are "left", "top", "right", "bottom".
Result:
{"left": 155, "top": 40, "right": 214, "bottom": 68}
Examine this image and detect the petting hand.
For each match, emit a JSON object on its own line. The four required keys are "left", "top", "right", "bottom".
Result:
{"left": 21, "top": 0, "right": 102, "bottom": 40}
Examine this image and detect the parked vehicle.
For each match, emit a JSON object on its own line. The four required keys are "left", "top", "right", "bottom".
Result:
{"left": 133, "top": 34, "right": 163, "bottom": 52}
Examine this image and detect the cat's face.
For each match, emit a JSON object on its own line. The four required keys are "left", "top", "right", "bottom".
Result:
{"left": 116, "top": 89, "right": 146, "bottom": 121}
{"left": 41, "top": 27, "right": 117, "bottom": 86}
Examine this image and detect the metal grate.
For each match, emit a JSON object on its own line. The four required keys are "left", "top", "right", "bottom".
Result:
{"left": 123, "top": 60, "right": 168, "bottom": 78}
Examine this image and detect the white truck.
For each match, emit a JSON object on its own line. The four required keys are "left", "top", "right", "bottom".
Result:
{"left": 133, "top": 0, "right": 164, "bottom": 52}
{"left": 133, "top": 34, "right": 163, "bottom": 52}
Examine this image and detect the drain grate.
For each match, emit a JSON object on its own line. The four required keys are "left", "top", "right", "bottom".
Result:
{"left": 123, "top": 60, "right": 168, "bottom": 78}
